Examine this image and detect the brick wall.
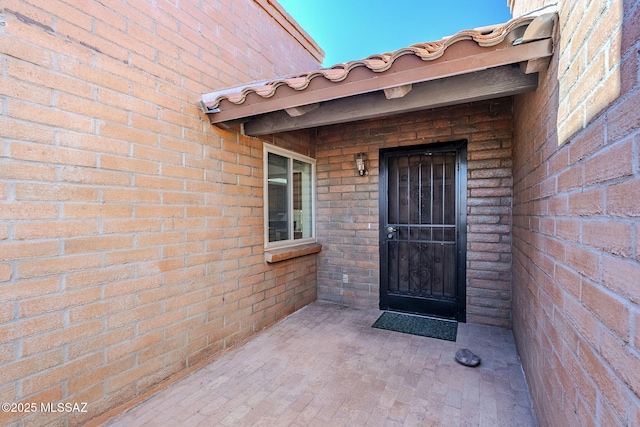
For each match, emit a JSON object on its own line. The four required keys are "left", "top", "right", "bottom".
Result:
{"left": 315, "top": 98, "right": 515, "bottom": 327}
{"left": 511, "top": 0, "right": 640, "bottom": 425}
{"left": 0, "top": 0, "right": 321, "bottom": 425}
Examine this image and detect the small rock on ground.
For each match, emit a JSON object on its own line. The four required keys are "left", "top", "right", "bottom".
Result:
{"left": 455, "top": 348, "right": 481, "bottom": 367}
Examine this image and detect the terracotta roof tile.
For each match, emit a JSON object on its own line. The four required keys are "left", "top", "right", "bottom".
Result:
{"left": 201, "top": 7, "right": 558, "bottom": 129}
{"left": 202, "top": 15, "right": 537, "bottom": 110}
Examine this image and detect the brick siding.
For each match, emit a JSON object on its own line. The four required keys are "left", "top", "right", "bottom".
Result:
{"left": 315, "top": 98, "right": 515, "bottom": 328}
{"left": 511, "top": 0, "right": 640, "bottom": 425}
{"left": 0, "top": 1, "right": 321, "bottom": 425}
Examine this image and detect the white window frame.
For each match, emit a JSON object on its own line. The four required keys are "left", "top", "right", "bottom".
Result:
{"left": 263, "top": 143, "right": 316, "bottom": 250}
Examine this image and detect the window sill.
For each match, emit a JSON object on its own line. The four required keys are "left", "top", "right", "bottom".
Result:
{"left": 265, "top": 242, "right": 322, "bottom": 264}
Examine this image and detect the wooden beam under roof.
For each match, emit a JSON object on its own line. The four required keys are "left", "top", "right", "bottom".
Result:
{"left": 284, "top": 103, "right": 320, "bottom": 117}
{"left": 384, "top": 84, "right": 413, "bottom": 99}
{"left": 241, "top": 65, "right": 538, "bottom": 136}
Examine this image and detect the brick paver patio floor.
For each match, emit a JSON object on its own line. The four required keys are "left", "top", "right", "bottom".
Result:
{"left": 102, "top": 302, "right": 537, "bottom": 426}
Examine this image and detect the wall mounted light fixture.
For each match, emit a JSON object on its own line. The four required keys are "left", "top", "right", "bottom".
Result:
{"left": 355, "top": 152, "right": 368, "bottom": 176}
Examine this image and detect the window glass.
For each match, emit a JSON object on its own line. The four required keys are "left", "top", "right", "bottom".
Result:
{"left": 268, "top": 153, "right": 290, "bottom": 242}
{"left": 293, "top": 159, "right": 312, "bottom": 240}
{"left": 265, "top": 145, "right": 315, "bottom": 248}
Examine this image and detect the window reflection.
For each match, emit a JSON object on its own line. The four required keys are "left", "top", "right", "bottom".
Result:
{"left": 268, "top": 153, "right": 289, "bottom": 242}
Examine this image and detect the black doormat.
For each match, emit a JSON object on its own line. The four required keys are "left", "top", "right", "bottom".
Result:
{"left": 372, "top": 312, "right": 457, "bottom": 342}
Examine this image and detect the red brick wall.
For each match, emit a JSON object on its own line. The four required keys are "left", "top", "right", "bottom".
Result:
{"left": 511, "top": 0, "right": 640, "bottom": 425}
{"left": 0, "top": 1, "right": 321, "bottom": 425}
{"left": 315, "top": 98, "right": 515, "bottom": 327}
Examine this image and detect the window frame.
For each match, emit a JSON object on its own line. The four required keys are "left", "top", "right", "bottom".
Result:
{"left": 263, "top": 143, "right": 316, "bottom": 250}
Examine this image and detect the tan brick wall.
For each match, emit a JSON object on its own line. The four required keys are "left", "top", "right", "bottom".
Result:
{"left": 511, "top": 0, "right": 640, "bottom": 425}
{"left": 512, "top": 0, "right": 625, "bottom": 145}
{"left": 315, "top": 98, "right": 515, "bottom": 327}
{"left": 0, "top": 0, "right": 321, "bottom": 425}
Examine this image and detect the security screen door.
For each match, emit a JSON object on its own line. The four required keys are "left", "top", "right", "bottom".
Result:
{"left": 379, "top": 141, "right": 467, "bottom": 321}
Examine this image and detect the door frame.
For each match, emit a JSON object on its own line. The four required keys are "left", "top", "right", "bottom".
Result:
{"left": 379, "top": 140, "right": 467, "bottom": 322}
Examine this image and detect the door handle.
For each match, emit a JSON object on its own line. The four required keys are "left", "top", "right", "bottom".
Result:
{"left": 386, "top": 226, "right": 396, "bottom": 239}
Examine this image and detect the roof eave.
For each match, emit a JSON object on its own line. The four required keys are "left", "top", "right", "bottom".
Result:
{"left": 207, "top": 38, "right": 552, "bottom": 124}
{"left": 201, "top": 12, "right": 557, "bottom": 130}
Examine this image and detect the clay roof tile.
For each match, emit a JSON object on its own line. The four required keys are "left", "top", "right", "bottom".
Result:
{"left": 201, "top": 8, "right": 557, "bottom": 121}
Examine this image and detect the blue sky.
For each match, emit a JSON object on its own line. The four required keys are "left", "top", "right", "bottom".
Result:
{"left": 277, "top": 0, "right": 513, "bottom": 66}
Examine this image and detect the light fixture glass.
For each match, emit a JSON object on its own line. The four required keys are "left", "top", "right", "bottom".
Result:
{"left": 355, "top": 152, "right": 368, "bottom": 176}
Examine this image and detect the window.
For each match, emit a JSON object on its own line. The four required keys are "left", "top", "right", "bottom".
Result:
{"left": 264, "top": 144, "right": 316, "bottom": 249}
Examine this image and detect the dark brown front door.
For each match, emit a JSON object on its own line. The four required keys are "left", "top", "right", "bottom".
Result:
{"left": 379, "top": 141, "right": 467, "bottom": 321}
